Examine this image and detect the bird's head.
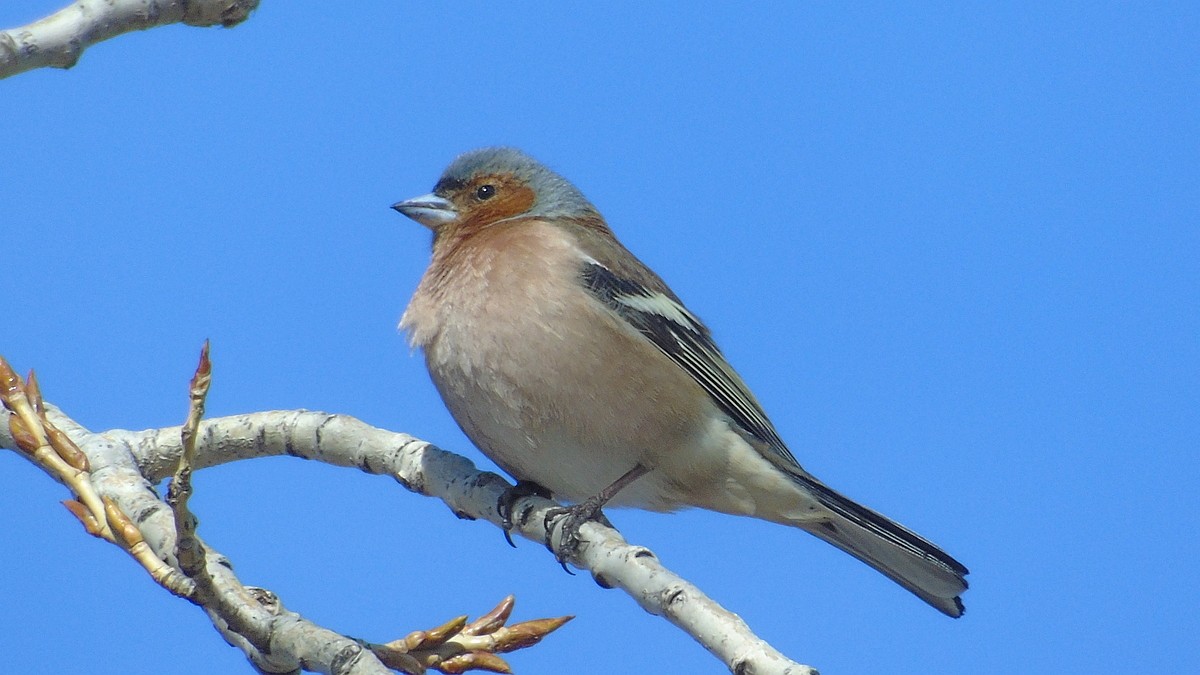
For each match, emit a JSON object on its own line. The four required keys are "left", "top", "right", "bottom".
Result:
{"left": 392, "top": 147, "right": 600, "bottom": 240}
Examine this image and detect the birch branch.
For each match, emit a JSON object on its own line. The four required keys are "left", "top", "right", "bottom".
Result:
{"left": 0, "top": 358, "right": 570, "bottom": 675}
{"left": 0, "top": 0, "right": 260, "bottom": 79}
{"left": 3, "top": 401, "right": 816, "bottom": 674}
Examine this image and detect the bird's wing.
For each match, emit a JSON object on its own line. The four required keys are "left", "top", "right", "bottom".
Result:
{"left": 578, "top": 258, "right": 803, "bottom": 471}
{"left": 575, "top": 249, "right": 970, "bottom": 617}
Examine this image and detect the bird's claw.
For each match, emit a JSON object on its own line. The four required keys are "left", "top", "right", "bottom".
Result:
{"left": 497, "top": 480, "right": 553, "bottom": 547}
{"left": 542, "top": 497, "right": 609, "bottom": 572}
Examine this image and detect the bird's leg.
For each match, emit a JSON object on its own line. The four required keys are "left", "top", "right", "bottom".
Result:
{"left": 543, "top": 464, "right": 651, "bottom": 568}
{"left": 497, "top": 479, "right": 554, "bottom": 547}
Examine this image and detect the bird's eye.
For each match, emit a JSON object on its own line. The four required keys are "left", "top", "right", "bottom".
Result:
{"left": 475, "top": 184, "right": 496, "bottom": 200}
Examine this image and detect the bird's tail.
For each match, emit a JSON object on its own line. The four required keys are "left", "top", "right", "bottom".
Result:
{"left": 788, "top": 473, "right": 969, "bottom": 617}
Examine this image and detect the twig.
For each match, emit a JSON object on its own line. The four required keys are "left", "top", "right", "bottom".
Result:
{"left": 0, "top": 0, "right": 260, "bottom": 79}
{"left": 0, "top": 356, "right": 192, "bottom": 596}
{"left": 168, "top": 340, "right": 211, "bottom": 577}
{"left": 1, "top": 353, "right": 574, "bottom": 674}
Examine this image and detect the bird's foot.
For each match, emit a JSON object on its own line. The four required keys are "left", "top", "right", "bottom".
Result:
{"left": 542, "top": 497, "right": 612, "bottom": 572}
{"left": 497, "top": 480, "right": 553, "bottom": 547}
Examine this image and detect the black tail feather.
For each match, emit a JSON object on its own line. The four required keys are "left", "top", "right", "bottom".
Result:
{"left": 791, "top": 473, "right": 969, "bottom": 617}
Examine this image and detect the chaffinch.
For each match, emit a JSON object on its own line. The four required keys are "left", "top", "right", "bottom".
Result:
{"left": 392, "top": 147, "right": 969, "bottom": 617}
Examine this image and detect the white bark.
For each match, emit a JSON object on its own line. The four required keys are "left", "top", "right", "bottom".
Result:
{"left": 3, "top": 406, "right": 816, "bottom": 675}
{"left": 0, "top": 0, "right": 259, "bottom": 79}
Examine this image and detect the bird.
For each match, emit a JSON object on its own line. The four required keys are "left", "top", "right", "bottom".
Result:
{"left": 392, "top": 147, "right": 969, "bottom": 617}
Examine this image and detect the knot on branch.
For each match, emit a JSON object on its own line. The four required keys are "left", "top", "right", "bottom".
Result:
{"left": 183, "top": 0, "right": 261, "bottom": 28}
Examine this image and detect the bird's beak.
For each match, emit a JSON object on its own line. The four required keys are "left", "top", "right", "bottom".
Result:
{"left": 391, "top": 193, "right": 457, "bottom": 228}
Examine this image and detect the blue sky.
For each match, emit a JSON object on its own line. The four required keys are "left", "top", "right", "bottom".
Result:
{"left": 2, "top": 2, "right": 1197, "bottom": 673}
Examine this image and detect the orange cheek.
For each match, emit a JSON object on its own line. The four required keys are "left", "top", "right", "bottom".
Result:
{"left": 463, "top": 185, "right": 537, "bottom": 230}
